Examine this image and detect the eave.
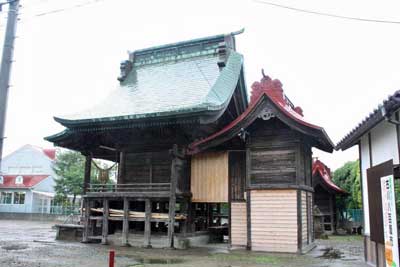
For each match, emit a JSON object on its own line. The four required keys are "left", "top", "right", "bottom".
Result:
{"left": 336, "top": 90, "right": 400, "bottom": 151}
{"left": 188, "top": 76, "right": 334, "bottom": 154}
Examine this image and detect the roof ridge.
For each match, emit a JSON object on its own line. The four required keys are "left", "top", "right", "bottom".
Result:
{"left": 131, "top": 33, "right": 225, "bottom": 56}
{"left": 130, "top": 29, "right": 244, "bottom": 56}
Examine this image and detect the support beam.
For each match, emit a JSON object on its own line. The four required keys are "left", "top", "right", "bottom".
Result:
{"left": 329, "top": 194, "right": 334, "bottom": 233}
{"left": 167, "top": 171, "right": 177, "bottom": 248}
{"left": 144, "top": 198, "right": 152, "bottom": 248}
{"left": 297, "top": 190, "right": 303, "bottom": 253}
{"left": 102, "top": 199, "right": 109, "bottom": 245}
{"left": 181, "top": 198, "right": 190, "bottom": 235}
{"left": 167, "top": 144, "right": 184, "bottom": 248}
{"left": 82, "top": 198, "right": 90, "bottom": 243}
{"left": 245, "top": 148, "right": 252, "bottom": 250}
{"left": 117, "top": 151, "right": 126, "bottom": 184}
{"left": 122, "top": 197, "right": 130, "bottom": 246}
{"left": 83, "top": 155, "right": 92, "bottom": 195}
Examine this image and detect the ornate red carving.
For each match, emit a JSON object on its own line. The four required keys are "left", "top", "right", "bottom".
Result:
{"left": 250, "top": 74, "right": 284, "bottom": 105}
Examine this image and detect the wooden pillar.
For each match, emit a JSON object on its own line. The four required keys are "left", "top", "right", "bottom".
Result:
{"left": 122, "top": 197, "right": 130, "bottom": 246}
{"left": 297, "top": 190, "right": 303, "bottom": 253}
{"left": 144, "top": 198, "right": 152, "bottom": 248}
{"left": 82, "top": 198, "right": 90, "bottom": 243}
{"left": 102, "top": 198, "right": 109, "bottom": 245}
{"left": 181, "top": 197, "right": 191, "bottom": 235}
{"left": 167, "top": 161, "right": 178, "bottom": 248}
{"left": 117, "top": 151, "right": 126, "bottom": 184}
{"left": 245, "top": 148, "right": 252, "bottom": 250}
{"left": 167, "top": 144, "right": 184, "bottom": 248}
{"left": 83, "top": 155, "right": 92, "bottom": 195}
{"left": 207, "top": 203, "right": 213, "bottom": 227}
{"left": 329, "top": 194, "right": 334, "bottom": 233}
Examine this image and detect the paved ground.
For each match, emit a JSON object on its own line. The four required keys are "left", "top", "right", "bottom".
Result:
{"left": 0, "top": 220, "right": 369, "bottom": 267}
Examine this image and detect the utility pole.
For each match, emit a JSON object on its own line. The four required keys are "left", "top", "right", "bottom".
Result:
{"left": 0, "top": 0, "right": 20, "bottom": 172}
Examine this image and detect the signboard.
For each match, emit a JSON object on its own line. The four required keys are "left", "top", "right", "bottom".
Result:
{"left": 381, "top": 175, "right": 399, "bottom": 267}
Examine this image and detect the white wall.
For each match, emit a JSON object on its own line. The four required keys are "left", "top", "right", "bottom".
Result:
{"left": 31, "top": 193, "right": 53, "bottom": 214}
{"left": 370, "top": 121, "right": 399, "bottom": 165}
{"left": 34, "top": 176, "right": 56, "bottom": 193}
{"left": 360, "top": 120, "right": 400, "bottom": 235}
{"left": 1, "top": 145, "right": 55, "bottom": 175}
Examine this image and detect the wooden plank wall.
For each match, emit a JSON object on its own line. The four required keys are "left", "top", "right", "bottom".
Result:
{"left": 229, "top": 151, "right": 246, "bottom": 201}
{"left": 314, "top": 185, "right": 331, "bottom": 214}
{"left": 250, "top": 189, "right": 298, "bottom": 253}
{"left": 124, "top": 151, "right": 171, "bottom": 184}
{"left": 247, "top": 119, "right": 301, "bottom": 186}
{"left": 191, "top": 152, "right": 228, "bottom": 203}
{"left": 125, "top": 152, "right": 151, "bottom": 183}
{"left": 301, "top": 191, "right": 308, "bottom": 245}
{"left": 231, "top": 202, "right": 247, "bottom": 247}
{"left": 250, "top": 149, "right": 296, "bottom": 184}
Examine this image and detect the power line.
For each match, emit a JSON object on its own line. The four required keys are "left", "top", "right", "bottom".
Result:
{"left": 34, "top": 0, "right": 104, "bottom": 17}
{"left": 0, "top": 0, "right": 106, "bottom": 28}
{"left": 254, "top": 0, "right": 400, "bottom": 25}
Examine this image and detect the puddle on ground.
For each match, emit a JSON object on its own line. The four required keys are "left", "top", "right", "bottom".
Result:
{"left": 318, "top": 247, "right": 343, "bottom": 259}
{"left": 128, "top": 258, "right": 184, "bottom": 266}
{"left": 2, "top": 244, "right": 29, "bottom": 251}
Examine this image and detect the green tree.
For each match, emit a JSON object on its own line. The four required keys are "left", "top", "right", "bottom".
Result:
{"left": 52, "top": 150, "right": 116, "bottom": 206}
{"left": 333, "top": 160, "right": 361, "bottom": 215}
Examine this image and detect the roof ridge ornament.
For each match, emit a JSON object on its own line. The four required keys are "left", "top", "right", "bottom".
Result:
{"left": 117, "top": 60, "right": 133, "bottom": 82}
{"left": 251, "top": 70, "right": 304, "bottom": 117}
{"left": 217, "top": 41, "right": 228, "bottom": 69}
{"left": 250, "top": 70, "right": 283, "bottom": 105}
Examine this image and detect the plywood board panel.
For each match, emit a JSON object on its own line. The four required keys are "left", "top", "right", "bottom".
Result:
{"left": 251, "top": 189, "right": 298, "bottom": 253}
{"left": 191, "top": 152, "right": 228, "bottom": 203}
{"left": 231, "top": 202, "right": 247, "bottom": 246}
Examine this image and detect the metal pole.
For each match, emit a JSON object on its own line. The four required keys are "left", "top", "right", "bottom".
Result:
{"left": 0, "top": 0, "right": 20, "bottom": 171}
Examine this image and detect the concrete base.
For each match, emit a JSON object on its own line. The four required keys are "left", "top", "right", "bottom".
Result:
{"left": 0, "top": 212, "right": 79, "bottom": 223}
{"left": 98, "top": 231, "right": 211, "bottom": 249}
{"left": 55, "top": 224, "right": 83, "bottom": 241}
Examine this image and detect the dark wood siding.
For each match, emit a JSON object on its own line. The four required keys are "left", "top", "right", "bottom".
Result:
{"left": 124, "top": 151, "right": 171, "bottom": 184}
{"left": 248, "top": 118, "right": 301, "bottom": 186}
{"left": 229, "top": 151, "right": 246, "bottom": 201}
{"left": 314, "top": 185, "right": 331, "bottom": 214}
{"left": 304, "top": 145, "right": 312, "bottom": 186}
{"left": 250, "top": 148, "right": 296, "bottom": 185}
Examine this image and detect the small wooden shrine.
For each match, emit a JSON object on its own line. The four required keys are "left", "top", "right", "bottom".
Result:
{"left": 45, "top": 32, "right": 334, "bottom": 253}
{"left": 312, "top": 159, "right": 346, "bottom": 234}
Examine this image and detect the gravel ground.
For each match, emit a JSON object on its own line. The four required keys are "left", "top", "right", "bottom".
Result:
{"left": 0, "top": 220, "right": 369, "bottom": 267}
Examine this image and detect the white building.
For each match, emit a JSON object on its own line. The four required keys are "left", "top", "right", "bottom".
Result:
{"left": 337, "top": 91, "right": 400, "bottom": 267}
{"left": 0, "top": 144, "right": 56, "bottom": 213}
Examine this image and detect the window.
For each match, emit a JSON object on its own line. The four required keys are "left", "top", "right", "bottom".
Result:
{"left": 15, "top": 176, "right": 23, "bottom": 185}
{"left": 0, "top": 192, "right": 12, "bottom": 204}
{"left": 0, "top": 176, "right": 3, "bottom": 184}
{"left": 13, "top": 192, "right": 25, "bottom": 204}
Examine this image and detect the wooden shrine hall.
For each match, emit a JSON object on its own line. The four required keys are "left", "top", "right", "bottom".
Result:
{"left": 45, "top": 32, "right": 334, "bottom": 253}
{"left": 312, "top": 159, "right": 346, "bottom": 234}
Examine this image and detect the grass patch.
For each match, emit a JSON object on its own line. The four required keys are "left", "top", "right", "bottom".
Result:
{"left": 209, "top": 253, "right": 280, "bottom": 265}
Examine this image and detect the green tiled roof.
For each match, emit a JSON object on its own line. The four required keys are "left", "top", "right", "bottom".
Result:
{"left": 54, "top": 34, "right": 244, "bottom": 127}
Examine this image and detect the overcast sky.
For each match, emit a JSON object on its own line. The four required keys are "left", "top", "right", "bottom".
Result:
{"left": 2, "top": 0, "right": 400, "bottom": 170}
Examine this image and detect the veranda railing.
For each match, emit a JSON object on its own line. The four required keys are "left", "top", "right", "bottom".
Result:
{"left": 88, "top": 183, "right": 171, "bottom": 193}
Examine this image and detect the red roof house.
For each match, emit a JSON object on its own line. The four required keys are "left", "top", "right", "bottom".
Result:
{"left": 312, "top": 159, "right": 346, "bottom": 234}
